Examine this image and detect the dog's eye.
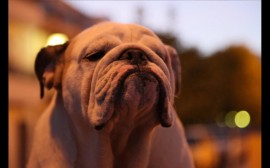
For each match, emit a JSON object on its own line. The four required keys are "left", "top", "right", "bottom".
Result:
{"left": 84, "top": 51, "right": 105, "bottom": 61}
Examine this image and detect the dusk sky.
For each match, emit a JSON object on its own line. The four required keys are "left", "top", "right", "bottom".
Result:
{"left": 65, "top": 0, "right": 261, "bottom": 57}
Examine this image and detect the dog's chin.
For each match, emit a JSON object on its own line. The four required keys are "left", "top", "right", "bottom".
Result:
{"left": 119, "top": 72, "right": 159, "bottom": 112}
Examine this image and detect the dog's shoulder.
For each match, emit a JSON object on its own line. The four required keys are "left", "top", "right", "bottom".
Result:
{"left": 27, "top": 95, "right": 77, "bottom": 168}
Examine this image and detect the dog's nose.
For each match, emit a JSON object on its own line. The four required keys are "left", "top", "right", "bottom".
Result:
{"left": 120, "top": 49, "right": 148, "bottom": 65}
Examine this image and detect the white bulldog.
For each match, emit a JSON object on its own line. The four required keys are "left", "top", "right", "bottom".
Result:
{"left": 27, "top": 22, "right": 194, "bottom": 168}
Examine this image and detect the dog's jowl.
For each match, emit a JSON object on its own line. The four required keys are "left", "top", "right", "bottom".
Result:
{"left": 27, "top": 22, "right": 195, "bottom": 168}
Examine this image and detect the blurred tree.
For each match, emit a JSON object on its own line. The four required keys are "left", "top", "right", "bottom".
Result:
{"left": 219, "top": 46, "right": 261, "bottom": 126}
{"left": 177, "top": 46, "right": 261, "bottom": 127}
{"left": 157, "top": 32, "right": 261, "bottom": 127}
{"left": 157, "top": 32, "right": 183, "bottom": 53}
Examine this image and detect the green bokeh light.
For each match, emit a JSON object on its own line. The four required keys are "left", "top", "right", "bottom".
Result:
{"left": 225, "top": 111, "right": 237, "bottom": 128}
{"left": 235, "top": 110, "right": 250, "bottom": 128}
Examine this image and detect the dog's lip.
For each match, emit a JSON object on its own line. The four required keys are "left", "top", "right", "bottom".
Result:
{"left": 122, "top": 68, "right": 156, "bottom": 81}
{"left": 116, "top": 67, "right": 159, "bottom": 89}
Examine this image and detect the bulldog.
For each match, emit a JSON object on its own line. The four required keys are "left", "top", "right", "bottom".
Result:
{"left": 27, "top": 22, "right": 194, "bottom": 168}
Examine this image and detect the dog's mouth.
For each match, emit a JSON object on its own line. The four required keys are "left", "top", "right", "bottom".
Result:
{"left": 119, "top": 70, "right": 171, "bottom": 128}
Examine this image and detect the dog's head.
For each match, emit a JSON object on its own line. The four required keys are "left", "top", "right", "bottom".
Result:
{"left": 35, "top": 22, "right": 181, "bottom": 130}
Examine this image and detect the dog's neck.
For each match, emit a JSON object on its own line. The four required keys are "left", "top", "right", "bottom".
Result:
{"left": 107, "top": 105, "right": 158, "bottom": 168}
{"left": 54, "top": 91, "right": 158, "bottom": 168}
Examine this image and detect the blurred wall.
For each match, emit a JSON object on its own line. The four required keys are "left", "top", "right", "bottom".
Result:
{"left": 9, "top": 1, "right": 106, "bottom": 167}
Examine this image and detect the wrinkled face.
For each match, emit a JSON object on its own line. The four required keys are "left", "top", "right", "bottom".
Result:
{"left": 36, "top": 22, "right": 180, "bottom": 130}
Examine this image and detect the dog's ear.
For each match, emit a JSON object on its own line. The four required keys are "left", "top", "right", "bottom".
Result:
{"left": 34, "top": 42, "right": 69, "bottom": 98}
{"left": 164, "top": 45, "right": 181, "bottom": 96}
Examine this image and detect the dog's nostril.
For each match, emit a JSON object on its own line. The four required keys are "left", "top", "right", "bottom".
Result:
{"left": 127, "top": 53, "right": 133, "bottom": 60}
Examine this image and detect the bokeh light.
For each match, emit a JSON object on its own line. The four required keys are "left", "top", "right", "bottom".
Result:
{"left": 225, "top": 111, "right": 237, "bottom": 128}
{"left": 235, "top": 110, "right": 251, "bottom": 128}
{"left": 46, "top": 33, "right": 68, "bottom": 46}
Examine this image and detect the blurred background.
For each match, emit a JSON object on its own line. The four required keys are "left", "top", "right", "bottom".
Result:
{"left": 8, "top": 0, "right": 261, "bottom": 168}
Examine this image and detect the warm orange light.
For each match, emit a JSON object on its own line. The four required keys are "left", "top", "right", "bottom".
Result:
{"left": 46, "top": 33, "right": 68, "bottom": 46}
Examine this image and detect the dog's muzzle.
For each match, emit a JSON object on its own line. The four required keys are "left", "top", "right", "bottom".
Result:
{"left": 86, "top": 44, "right": 174, "bottom": 130}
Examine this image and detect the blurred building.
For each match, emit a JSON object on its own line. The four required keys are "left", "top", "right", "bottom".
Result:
{"left": 9, "top": 0, "right": 107, "bottom": 167}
